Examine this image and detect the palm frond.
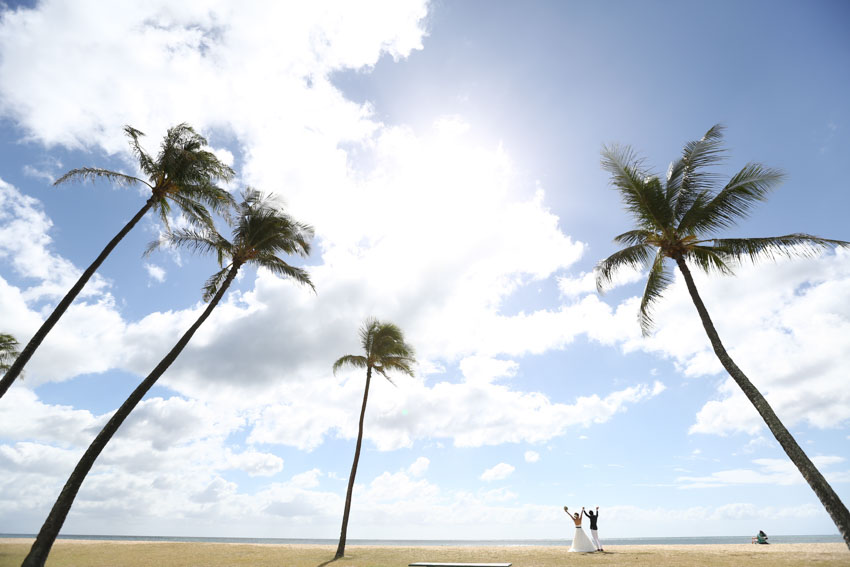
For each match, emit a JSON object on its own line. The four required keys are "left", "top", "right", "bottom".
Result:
{"left": 333, "top": 354, "right": 368, "bottom": 375}
{"left": 177, "top": 184, "right": 238, "bottom": 219}
{"left": 683, "top": 164, "right": 785, "bottom": 234}
{"left": 684, "top": 245, "right": 736, "bottom": 275}
{"left": 711, "top": 234, "right": 850, "bottom": 263}
{"left": 150, "top": 227, "right": 232, "bottom": 261}
{"left": 232, "top": 190, "right": 313, "bottom": 260}
{"left": 53, "top": 168, "right": 146, "bottom": 188}
{"left": 166, "top": 193, "right": 216, "bottom": 230}
{"left": 0, "top": 333, "right": 20, "bottom": 372}
{"left": 595, "top": 244, "right": 653, "bottom": 293}
{"left": 348, "top": 318, "right": 416, "bottom": 379}
{"left": 601, "top": 145, "right": 672, "bottom": 231}
{"left": 257, "top": 255, "right": 315, "bottom": 292}
{"left": 613, "top": 229, "right": 653, "bottom": 246}
{"left": 673, "top": 189, "right": 712, "bottom": 234}
{"left": 156, "top": 123, "right": 235, "bottom": 187}
{"left": 379, "top": 356, "right": 416, "bottom": 377}
{"left": 359, "top": 318, "right": 379, "bottom": 354}
{"left": 638, "top": 250, "right": 674, "bottom": 336}
{"left": 123, "top": 125, "right": 157, "bottom": 178}
{"left": 669, "top": 124, "right": 726, "bottom": 200}
{"left": 202, "top": 266, "right": 232, "bottom": 302}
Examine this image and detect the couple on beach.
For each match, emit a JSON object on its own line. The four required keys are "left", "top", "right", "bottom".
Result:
{"left": 564, "top": 506, "right": 602, "bottom": 552}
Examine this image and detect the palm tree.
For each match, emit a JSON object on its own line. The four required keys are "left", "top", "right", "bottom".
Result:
{"left": 595, "top": 124, "right": 850, "bottom": 548}
{"left": 0, "top": 333, "right": 19, "bottom": 373}
{"left": 0, "top": 123, "right": 236, "bottom": 400}
{"left": 22, "top": 190, "right": 314, "bottom": 567}
{"left": 332, "top": 318, "right": 416, "bottom": 559}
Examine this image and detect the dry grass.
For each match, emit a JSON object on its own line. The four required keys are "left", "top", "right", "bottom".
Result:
{"left": 1, "top": 540, "right": 848, "bottom": 567}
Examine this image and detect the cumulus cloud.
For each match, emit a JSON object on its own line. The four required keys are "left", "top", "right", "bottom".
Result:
{"left": 524, "top": 451, "right": 540, "bottom": 463}
{"left": 558, "top": 264, "right": 644, "bottom": 299}
{"left": 0, "top": 0, "right": 427, "bottom": 152}
{"left": 0, "top": 178, "right": 110, "bottom": 304}
{"left": 480, "top": 462, "right": 515, "bottom": 481}
{"left": 408, "top": 457, "right": 430, "bottom": 477}
{"left": 561, "top": 248, "right": 850, "bottom": 437}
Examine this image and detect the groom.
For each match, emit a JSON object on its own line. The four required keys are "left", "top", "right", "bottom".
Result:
{"left": 583, "top": 506, "right": 603, "bottom": 551}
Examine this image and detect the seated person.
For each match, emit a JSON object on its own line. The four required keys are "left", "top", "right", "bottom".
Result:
{"left": 754, "top": 530, "right": 768, "bottom": 544}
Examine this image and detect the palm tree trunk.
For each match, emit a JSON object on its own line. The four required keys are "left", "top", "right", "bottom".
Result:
{"left": 335, "top": 366, "right": 372, "bottom": 559}
{"left": 674, "top": 255, "right": 850, "bottom": 549}
{"left": 0, "top": 198, "right": 156, "bottom": 400}
{"left": 21, "top": 266, "right": 239, "bottom": 567}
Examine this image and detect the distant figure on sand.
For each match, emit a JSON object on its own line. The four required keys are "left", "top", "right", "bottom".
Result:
{"left": 564, "top": 506, "right": 596, "bottom": 553}
{"left": 583, "top": 506, "right": 603, "bottom": 551}
{"left": 753, "top": 530, "right": 769, "bottom": 544}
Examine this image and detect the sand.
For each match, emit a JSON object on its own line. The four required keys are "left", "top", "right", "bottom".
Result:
{"left": 1, "top": 539, "right": 848, "bottom": 567}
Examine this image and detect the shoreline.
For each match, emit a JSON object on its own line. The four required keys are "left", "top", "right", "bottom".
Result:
{"left": 0, "top": 533, "right": 843, "bottom": 545}
{"left": 1, "top": 539, "right": 847, "bottom": 567}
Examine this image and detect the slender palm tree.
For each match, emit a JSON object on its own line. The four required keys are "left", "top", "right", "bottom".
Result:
{"left": 595, "top": 124, "right": 850, "bottom": 548}
{"left": 22, "top": 190, "right": 314, "bottom": 567}
{"left": 0, "top": 333, "right": 19, "bottom": 373}
{"left": 0, "top": 123, "right": 235, "bottom": 400}
{"left": 332, "top": 318, "right": 416, "bottom": 559}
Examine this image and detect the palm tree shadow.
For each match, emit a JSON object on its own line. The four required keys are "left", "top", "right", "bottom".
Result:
{"left": 315, "top": 558, "right": 340, "bottom": 567}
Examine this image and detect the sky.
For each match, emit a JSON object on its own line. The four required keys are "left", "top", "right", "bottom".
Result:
{"left": 0, "top": 0, "right": 849, "bottom": 541}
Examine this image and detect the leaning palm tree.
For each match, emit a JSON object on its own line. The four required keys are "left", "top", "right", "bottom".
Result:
{"left": 0, "top": 333, "right": 19, "bottom": 373}
{"left": 22, "top": 190, "right": 314, "bottom": 567}
{"left": 333, "top": 318, "right": 416, "bottom": 559}
{"left": 595, "top": 124, "right": 850, "bottom": 548}
{"left": 0, "top": 123, "right": 235, "bottom": 400}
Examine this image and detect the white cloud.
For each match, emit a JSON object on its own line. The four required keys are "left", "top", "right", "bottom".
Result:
{"left": 0, "top": 178, "right": 110, "bottom": 304}
{"left": 558, "top": 264, "right": 644, "bottom": 299}
{"left": 144, "top": 263, "right": 166, "bottom": 283}
{"left": 225, "top": 449, "right": 283, "bottom": 478}
{"left": 21, "top": 164, "right": 55, "bottom": 183}
{"left": 480, "top": 462, "right": 514, "bottom": 481}
{"left": 524, "top": 451, "right": 540, "bottom": 463}
{"left": 408, "top": 457, "right": 430, "bottom": 477}
{"left": 458, "top": 356, "right": 517, "bottom": 385}
{"left": 0, "top": 0, "right": 428, "bottom": 153}
{"left": 562, "top": 249, "right": 850, "bottom": 436}
{"left": 676, "top": 456, "right": 849, "bottom": 489}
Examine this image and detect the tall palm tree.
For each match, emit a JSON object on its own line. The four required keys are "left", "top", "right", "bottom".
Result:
{"left": 0, "top": 123, "right": 235, "bottom": 400}
{"left": 332, "top": 318, "right": 416, "bottom": 559}
{"left": 22, "top": 190, "right": 314, "bottom": 567}
{"left": 0, "top": 333, "right": 19, "bottom": 373}
{"left": 595, "top": 124, "right": 850, "bottom": 548}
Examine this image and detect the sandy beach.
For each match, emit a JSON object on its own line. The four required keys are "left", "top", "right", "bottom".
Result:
{"left": 1, "top": 539, "right": 848, "bottom": 567}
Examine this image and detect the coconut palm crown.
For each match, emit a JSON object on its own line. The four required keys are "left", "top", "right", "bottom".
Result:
{"left": 595, "top": 124, "right": 847, "bottom": 335}
{"left": 333, "top": 318, "right": 416, "bottom": 384}
{"left": 595, "top": 124, "right": 850, "bottom": 548}
{"left": 148, "top": 188, "right": 315, "bottom": 297}
{"left": 55, "top": 123, "right": 236, "bottom": 230}
{"left": 0, "top": 123, "right": 236, "bottom": 400}
{"left": 332, "top": 318, "right": 415, "bottom": 559}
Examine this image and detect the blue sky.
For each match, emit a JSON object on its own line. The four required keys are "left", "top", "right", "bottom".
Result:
{"left": 1, "top": 0, "right": 849, "bottom": 540}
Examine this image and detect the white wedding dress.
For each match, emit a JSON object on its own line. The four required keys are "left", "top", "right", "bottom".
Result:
{"left": 569, "top": 525, "right": 597, "bottom": 552}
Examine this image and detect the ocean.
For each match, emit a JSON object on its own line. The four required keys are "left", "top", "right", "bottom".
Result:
{"left": 1, "top": 534, "right": 843, "bottom": 546}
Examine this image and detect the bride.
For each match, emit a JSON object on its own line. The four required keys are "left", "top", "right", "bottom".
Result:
{"left": 564, "top": 506, "right": 596, "bottom": 553}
